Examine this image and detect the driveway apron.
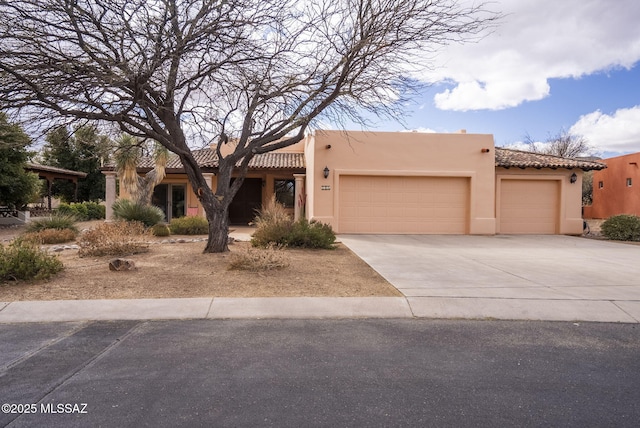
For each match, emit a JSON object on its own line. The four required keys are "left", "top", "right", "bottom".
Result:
{"left": 340, "top": 235, "right": 640, "bottom": 322}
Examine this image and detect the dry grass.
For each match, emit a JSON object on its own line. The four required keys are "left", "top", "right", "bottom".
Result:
{"left": 254, "top": 195, "right": 291, "bottom": 227}
{"left": 228, "top": 244, "right": 290, "bottom": 271}
{"left": 78, "top": 221, "right": 149, "bottom": 257}
{"left": 22, "top": 228, "right": 77, "bottom": 245}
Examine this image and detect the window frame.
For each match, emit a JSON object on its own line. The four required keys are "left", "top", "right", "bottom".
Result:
{"left": 274, "top": 178, "right": 295, "bottom": 208}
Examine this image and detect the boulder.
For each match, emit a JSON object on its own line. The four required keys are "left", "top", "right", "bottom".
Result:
{"left": 109, "top": 258, "right": 136, "bottom": 272}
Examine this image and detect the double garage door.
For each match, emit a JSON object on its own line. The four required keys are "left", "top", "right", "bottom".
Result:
{"left": 338, "top": 175, "right": 469, "bottom": 234}
{"left": 337, "top": 175, "right": 561, "bottom": 234}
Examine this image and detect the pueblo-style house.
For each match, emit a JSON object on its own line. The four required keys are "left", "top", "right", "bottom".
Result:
{"left": 103, "top": 130, "right": 605, "bottom": 235}
{"left": 583, "top": 152, "right": 640, "bottom": 219}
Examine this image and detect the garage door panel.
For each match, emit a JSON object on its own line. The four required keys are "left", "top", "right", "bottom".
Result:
{"left": 339, "top": 175, "right": 469, "bottom": 234}
{"left": 500, "top": 179, "right": 559, "bottom": 234}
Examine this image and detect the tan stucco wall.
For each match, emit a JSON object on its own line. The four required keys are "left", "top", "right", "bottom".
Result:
{"left": 217, "top": 140, "right": 305, "bottom": 157}
{"left": 495, "top": 168, "right": 584, "bottom": 235}
{"left": 304, "top": 130, "right": 497, "bottom": 234}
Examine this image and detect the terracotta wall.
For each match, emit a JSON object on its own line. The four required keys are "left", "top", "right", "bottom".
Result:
{"left": 584, "top": 153, "right": 640, "bottom": 219}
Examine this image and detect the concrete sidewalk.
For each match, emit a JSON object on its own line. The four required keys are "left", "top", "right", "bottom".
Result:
{"left": 1, "top": 293, "right": 638, "bottom": 323}
{"left": 0, "top": 297, "right": 413, "bottom": 323}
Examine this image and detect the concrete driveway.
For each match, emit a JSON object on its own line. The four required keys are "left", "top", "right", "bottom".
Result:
{"left": 340, "top": 235, "right": 640, "bottom": 323}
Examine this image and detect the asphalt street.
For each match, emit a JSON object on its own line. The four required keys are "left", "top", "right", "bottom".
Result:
{"left": 1, "top": 319, "right": 639, "bottom": 427}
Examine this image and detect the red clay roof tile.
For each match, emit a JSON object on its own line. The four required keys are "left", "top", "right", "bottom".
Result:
{"left": 495, "top": 148, "right": 606, "bottom": 171}
{"left": 135, "top": 149, "right": 305, "bottom": 170}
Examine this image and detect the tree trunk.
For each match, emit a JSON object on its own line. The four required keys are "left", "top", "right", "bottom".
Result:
{"left": 203, "top": 201, "right": 230, "bottom": 253}
{"left": 175, "top": 147, "right": 239, "bottom": 253}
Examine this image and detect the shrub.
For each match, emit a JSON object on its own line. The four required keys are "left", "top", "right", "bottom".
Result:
{"left": 56, "top": 203, "right": 77, "bottom": 218}
{"left": 169, "top": 216, "right": 208, "bottom": 235}
{"left": 57, "top": 202, "right": 105, "bottom": 221}
{"left": 78, "top": 221, "right": 149, "bottom": 257}
{"left": 0, "top": 239, "right": 64, "bottom": 282}
{"left": 254, "top": 195, "right": 291, "bottom": 227}
{"left": 287, "top": 219, "right": 336, "bottom": 249}
{"left": 151, "top": 223, "right": 171, "bottom": 237}
{"left": 22, "top": 228, "right": 77, "bottom": 245}
{"left": 601, "top": 214, "right": 640, "bottom": 241}
{"left": 71, "top": 202, "right": 88, "bottom": 220}
{"left": 85, "top": 202, "right": 106, "bottom": 220}
{"left": 111, "top": 199, "right": 164, "bottom": 227}
{"left": 251, "top": 197, "right": 335, "bottom": 249}
{"left": 228, "top": 244, "right": 289, "bottom": 271}
{"left": 250, "top": 221, "right": 291, "bottom": 247}
{"left": 26, "top": 214, "right": 78, "bottom": 233}
{"left": 251, "top": 196, "right": 294, "bottom": 247}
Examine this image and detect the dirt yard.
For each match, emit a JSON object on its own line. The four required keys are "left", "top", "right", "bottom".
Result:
{"left": 0, "top": 222, "right": 400, "bottom": 301}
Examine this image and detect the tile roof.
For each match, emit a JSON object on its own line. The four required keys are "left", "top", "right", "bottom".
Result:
{"left": 116, "top": 146, "right": 605, "bottom": 172}
{"left": 136, "top": 149, "right": 305, "bottom": 170}
{"left": 495, "top": 148, "right": 606, "bottom": 171}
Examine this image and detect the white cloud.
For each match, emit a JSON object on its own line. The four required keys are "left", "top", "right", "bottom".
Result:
{"left": 423, "top": 0, "right": 640, "bottom": 111}
{"left": 501, "top": 141, "right": 531, "bottom": 152}
{"left": 401, "top": 127, "right": 438, "bottom": 133}
{"left": 569, "top": 106, "right": 640, "bottom": 153}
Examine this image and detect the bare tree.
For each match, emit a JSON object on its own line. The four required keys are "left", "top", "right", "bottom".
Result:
{"left": 523, "top": 129, "right": 597, "bottom": 206}
{"left": 524, "top": 129, "right": 592, "bottom": 158}
{"left": 0, "top": 0, "right": 499, "bottom": 252}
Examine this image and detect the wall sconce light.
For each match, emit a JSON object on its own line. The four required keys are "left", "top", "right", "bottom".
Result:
{"left": 570, "top": 172, "right": 577, "bottom": 183}
{"left": 323, "top": 166, "right": 330, "bottom": 179}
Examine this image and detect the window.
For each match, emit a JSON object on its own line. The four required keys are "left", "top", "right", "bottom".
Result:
{"left": 275, "top": 179, "right": 295, "bottom": 208}
{"left": 627, "top": 178, "right": 633, "bottom": 187}
{"left": 598, "top": 181, "right": 604, "bottom": 189}
{"left": 152, "top": 184, "right": 186, "bottom": 221}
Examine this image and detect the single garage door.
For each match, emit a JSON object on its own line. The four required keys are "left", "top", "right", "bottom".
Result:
{"left": 500, "top": 179, "right": 559, "bottom": 234}
{"left": 338, "top": 175, "right": 469, "bottom": 234}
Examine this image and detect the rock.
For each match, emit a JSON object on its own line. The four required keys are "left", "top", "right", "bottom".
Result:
{"left": 109, "top": 258, "right": 136, "bottom": 272}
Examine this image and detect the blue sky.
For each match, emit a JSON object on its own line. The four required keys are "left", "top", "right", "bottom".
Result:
{"left": 343, "top": 0, "right": 640, "bottom": 158}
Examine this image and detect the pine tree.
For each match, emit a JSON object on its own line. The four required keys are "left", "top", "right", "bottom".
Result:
{"left": 41, "top": 125, "right": 111, "bottom": 202}
{"left": 0, "top": 113, "right": 39, "bottom": 209}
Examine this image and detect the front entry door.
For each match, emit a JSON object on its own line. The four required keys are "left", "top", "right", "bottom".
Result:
{"left": 228, "top": 178, "right": 262, "bottom": 225}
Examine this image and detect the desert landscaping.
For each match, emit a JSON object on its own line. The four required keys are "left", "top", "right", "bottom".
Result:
{"left": 0, "top": 221, "right": 400, "bottom": 301}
